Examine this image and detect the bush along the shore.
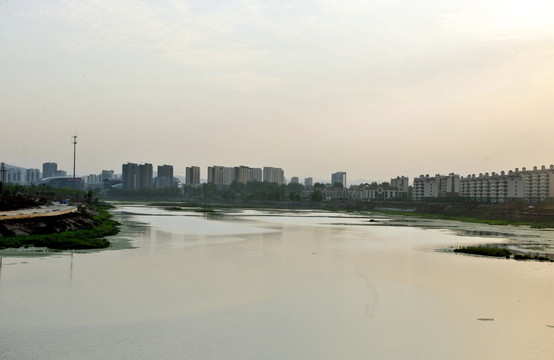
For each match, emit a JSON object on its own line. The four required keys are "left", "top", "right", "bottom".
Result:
{"left": 0, "top": 207, "right": 119, "bottom": 250}
{"left": 454, "top": 246, "right": 512, "bottom": 258}
{"left": 454, "top": 246, "right": 553, "bottom": 262}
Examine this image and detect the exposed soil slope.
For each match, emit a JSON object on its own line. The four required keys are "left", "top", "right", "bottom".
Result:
{"left": 0, "top": 207, "right": 98, "bottom": 237}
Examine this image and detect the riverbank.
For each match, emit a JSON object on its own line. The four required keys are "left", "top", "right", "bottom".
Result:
{"left": 143, "top": 199, "right": 554, "bottom": 228}
{"left": 144, "top": 201, "right": 554, "bottom": 261}
{"left": 0, "top": 206, "right": 119, "bottom": 250}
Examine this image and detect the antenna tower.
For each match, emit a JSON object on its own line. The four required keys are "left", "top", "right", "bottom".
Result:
{"left": 73, "top": 134, "right": 77, "bottom": 192}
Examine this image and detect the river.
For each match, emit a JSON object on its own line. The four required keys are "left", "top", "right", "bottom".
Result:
{"left": 1, "top": 205, "right": 553, "bottom": 359}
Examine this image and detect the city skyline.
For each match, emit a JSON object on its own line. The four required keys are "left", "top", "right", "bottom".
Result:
{"left": 3, "top": 158, "right": 554, "bottom": 192}
{"left": 2, "top": 1, "right": 554, "bottom": 181}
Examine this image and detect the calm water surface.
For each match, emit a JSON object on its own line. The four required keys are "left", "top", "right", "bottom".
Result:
{"left": 1, "top": 205, "right": 553, "bottom": 359}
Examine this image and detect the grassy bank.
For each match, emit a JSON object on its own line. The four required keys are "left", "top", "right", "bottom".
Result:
{"left": 146, "top": 199, "right": 554, "bottom": 228}
{"left": 0, "top": 207, "right": 119, "bottom": 250}
{"left": 454, "top": 246, "right": 553, "bottom": 262}
{"left": 371, "top": 209, "right": 554, "bottom": 228}
{"left": 453, "top": 246, "right": 512, "bottom": 258}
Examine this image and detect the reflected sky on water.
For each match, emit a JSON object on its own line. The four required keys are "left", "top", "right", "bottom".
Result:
{"left": 1, "top": 205, "right": 553, "bottom": 359}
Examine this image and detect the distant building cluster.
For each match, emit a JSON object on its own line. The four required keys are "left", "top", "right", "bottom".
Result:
{"left": 0, "top": 162, "right": 66, "bottom": 188}
{"left": 206, "top": 165, "right": 284, "bottom": 187}
{"left": 1, "top": 164, "right": 41, "bottom": 185}
{"left": 302, "top": 175, "right": 409, "bottom": 201}
{"left": 413, "top": 165, "right": 554, "bottom": 202}
{"left": 460, "top": 165, "right": 554, "bottom": 202}
{"left": 2, "top": 158, "right": 554, "bottom": 203}
{"left": 121, "top": 163, "right": 177, "bottom": 190}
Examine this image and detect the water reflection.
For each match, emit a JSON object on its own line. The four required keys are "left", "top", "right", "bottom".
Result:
{"left": 455, "top": 229, "right": 538, "bottom": 238}
{"left": 68, "top": 252, "right": 73, "bottom": 286}
{"left": 1, "top": 206, "right": 553, "bottom": 360}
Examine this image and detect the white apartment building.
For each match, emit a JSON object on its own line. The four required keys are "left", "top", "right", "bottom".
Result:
{"left": 263, "top": 167, "right": 284, "bottom": 185}
{"left": 522, "top": 165, "right": 554, "bottom": 201}
{"left": 362, "top": 187, "right": 402, "bottom": 201}
{"left": 360, "top": 176, "right": 408, "bottom": 201}
{"left": 323, "top": 188, "right": 348, "bottom": 200}
{"left": 86, "top": 174, "right": 103, "bottom": 186}
{"left": 459, "top": 165, "right": 554, "bottom": 202}
{"left": 26, "top": 169, "right": 41, "bottom": 184}
{"left": 413, "top": 173, "right": 460, "bottom": 200}
{"left": 390, "top": 176, "right": 409, "bottom": 193}
{"left": 223, "top": 167, "right": 235, "bottom": 185}
{"left": 252, "top": 168, "right": 263, "bottom": 182}
{"left": 460, "top": 171, "right": 524, "bottom": 202}
{"left": 1, "top": 163, "right": 40, "bottom": 185}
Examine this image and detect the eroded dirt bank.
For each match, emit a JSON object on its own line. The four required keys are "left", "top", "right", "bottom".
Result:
{"left": 0, "top": 207, "right": 99, "bottom": 237}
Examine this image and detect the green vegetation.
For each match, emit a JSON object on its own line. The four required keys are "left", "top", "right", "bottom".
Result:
{"left": 289, "top": 192, "right": 301, "bottom": 201}
{"left": 372, "top": 209, "right": 554, "bottom": 228}
{"left": 109, "top": 187, "right": 182, "bottom": 198}
{"left": 2, "top": 183, "right": 87, "bottom": 199}
{"left": 310, "top": 190, "right": 323, "bottom": 202}
{"left": 165, "top": 205, "right": 216, "bottom": 213}
{"left": 0, "top": 207, "right": 119, "bottom": 250}
{"left": 194, "top": 207, "right": 216, "bottom": 213}
{"left": 196, "top": 181, "right": 290, "bottom": 201}
{"left": 454, "top": 246, "right": 553, "bottom": 262}
{"left": 513, "top": 254, "right": 553, "bottom": 262}
{"left": 454, "top": 246, "right": 512, "bottom": 258}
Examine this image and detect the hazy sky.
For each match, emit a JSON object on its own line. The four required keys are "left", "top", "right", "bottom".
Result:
{"left": 1, "top": 0, "right": 553, "bottom": 182}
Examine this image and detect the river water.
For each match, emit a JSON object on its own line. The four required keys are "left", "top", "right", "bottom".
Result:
{"left": 1, "top": 205, "right": 553, "bottom": 359}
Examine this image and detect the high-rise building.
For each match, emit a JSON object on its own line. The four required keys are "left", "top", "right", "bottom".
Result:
{"left": 304, "top": 177, "right": 313, "bottom": 188}
{"left": 208, "top": 166, "right": 225, "bottom": 185}
{"left": 42, "top": 162, "right": 57, "bottom": 178}
{"left": 26, "top": 169, "right": 40, "bottom": 184}
{"left": 235, "top": 166, "right": 253, "bottom": 184}
{"left": 290, "top": 177, "right": 299, "bottom": 184}
{"left": 6, "top": 166, "right": 25, "bottom": 184}
{"left": 522, "top": 165, "right": 554, "bottom": 202}
{"left": 137, "top": 163, "right": 153, "bottom": 189}
{"left": 122, "top": 163, "right": 152, "bottom": 190}
{"left": 263, "top": 167, "right": 284, "bottom": 185}
{"left": 156, "top": 165, "right": 174, "bottom": 188}
{"left": 331, "top": 171, "right": 347, "bottom": 187}
{"left": 223, "top": 167, "right": 235, "bottom": 185}
{"left": 101, "top": 170, "right": 115, "bottom": 181}
{"left": 186, "top": 166, "right": 201, "bottom": 186}
{"left": 252, "top": 168, "right": 263, "bottom": 182}
{"left": 122, "top": 163, "right": 138, "bottom": 189}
